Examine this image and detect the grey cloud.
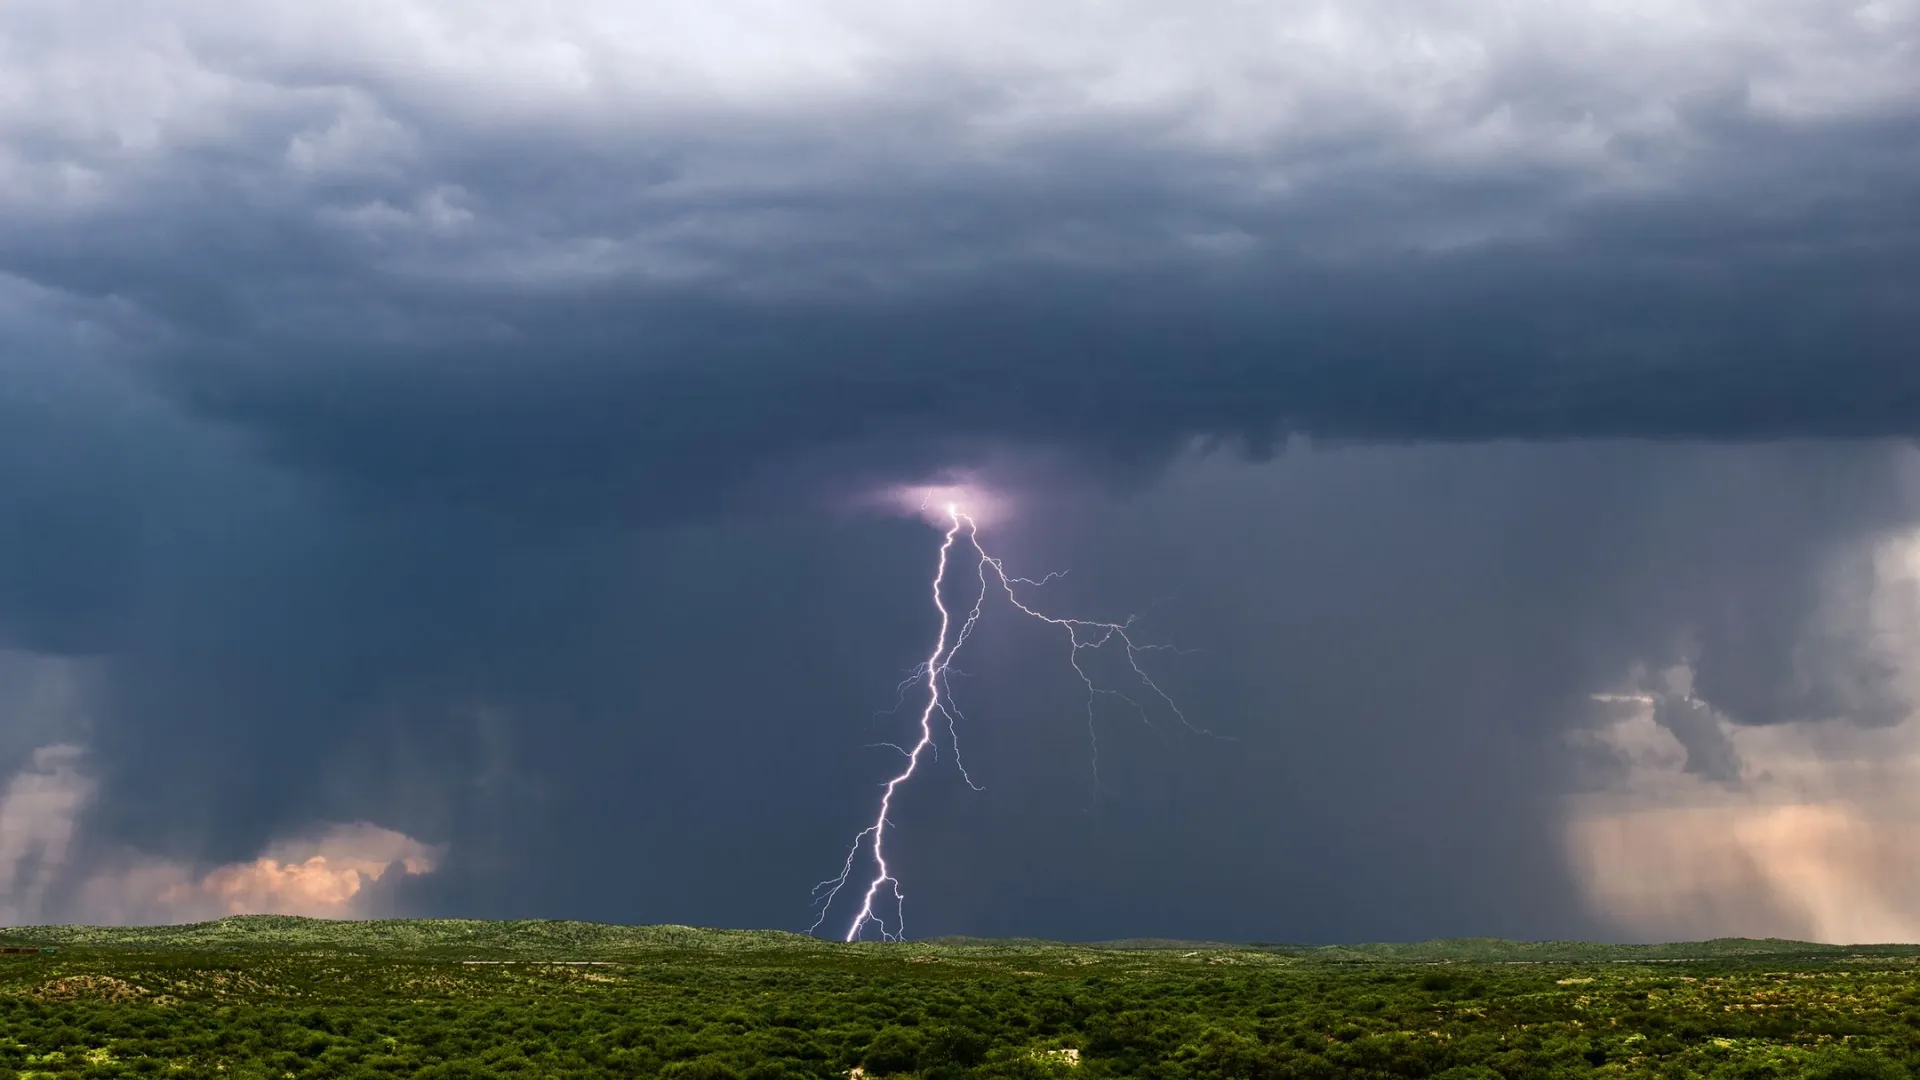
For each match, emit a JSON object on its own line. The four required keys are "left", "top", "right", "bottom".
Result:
{"left": 38, "top": 440, "right": 1915, "bottom": 940}
{"left": 0, "top": 4, "right": 1914, "bottom": 532}
{"left": 1652, "top": 695, "right": 1744, "bottom": 785}
{"left": 3, "top": 1, "right": 1920, "bottom": 939}
{"left": 0, "top": 291, "right": 150, "bottom": 654}
{"left": 0, "top": 745, "right": 90, "bottom": 925}
{"left": 4, "top": 375, "right": 1918, "bottom": 939}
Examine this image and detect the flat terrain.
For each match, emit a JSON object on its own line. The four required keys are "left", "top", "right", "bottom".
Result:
{"left": 1, "top": 917, "right": 1917, "bottom": 1078}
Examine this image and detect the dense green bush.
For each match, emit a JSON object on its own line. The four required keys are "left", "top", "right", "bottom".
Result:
{"left": 924, "top": 1024, "right": 990, "bottom": 1068}
{"left": 0, "top": 922, "right": 1916, "bottom": 1078}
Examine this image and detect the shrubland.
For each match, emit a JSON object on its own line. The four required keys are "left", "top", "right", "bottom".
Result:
{"left": 0, "top": 917, "right": 1916, "bottom": 1078}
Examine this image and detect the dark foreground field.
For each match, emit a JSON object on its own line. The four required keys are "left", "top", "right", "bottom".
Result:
{"left": 2, "top": 918, "right": 1919, "bottom": 1079}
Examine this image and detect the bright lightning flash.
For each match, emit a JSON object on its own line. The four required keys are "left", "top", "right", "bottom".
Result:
{"left": 811, "top": 501, "right": 1205, "bottom": 943}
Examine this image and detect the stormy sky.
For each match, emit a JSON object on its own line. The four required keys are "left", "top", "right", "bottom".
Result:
{"left": 3, "top": 0, "right": 1919, "bottom": 943}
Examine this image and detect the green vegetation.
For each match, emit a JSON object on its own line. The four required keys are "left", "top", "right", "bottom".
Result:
{"left": 1, "top": 917, "right": 1918, "bottom": 1078}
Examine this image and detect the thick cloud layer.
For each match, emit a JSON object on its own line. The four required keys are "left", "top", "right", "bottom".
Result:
{"left": 3, "top": 1, "right": 1919, "bottom": 940}
{"left": 3, "top": 1, "right": 1918, "bottom": 522}
{"left": 8, "top": 432, "right": 1920, "bottom": 941}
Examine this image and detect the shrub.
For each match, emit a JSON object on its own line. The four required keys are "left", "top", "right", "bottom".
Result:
{"left": 862, "top": 1026, "right": 923, "bottom": 1075}
{"left": 663, "top": 1056, "right": 744, "bottom": 1080}
{"left": 922, "top": 1024, "right": 989, "bottom": 1068}
{"left": 1808, "top": 1054, "right": 1910, "bottom": 1080}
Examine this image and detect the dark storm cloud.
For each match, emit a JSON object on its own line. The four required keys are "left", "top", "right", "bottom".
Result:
{"left": 3, "top": 1, "right": 1919, "bottom": 940}
{"left": 0, "top": 3, "right": 1915, "bottom": 528}
{"left": 0, "top": 284, "right": 155, "bottom": 655}
{"left": 47, "top": 439, "right": 1920, "bottom": 941}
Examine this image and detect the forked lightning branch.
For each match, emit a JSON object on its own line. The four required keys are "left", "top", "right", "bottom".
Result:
{"left": 810, "top": 494, "right": 1207, "bottom": 942}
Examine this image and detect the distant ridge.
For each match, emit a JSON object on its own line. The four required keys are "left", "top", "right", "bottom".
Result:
{"left": 3, "top": 916, "right": 1915, "bottom": 962}
{"left": 933, "top": 933, "right": 1912, "bottom": 962}
{"left": 0, "top": 915, "right": 815, "bottom": 954}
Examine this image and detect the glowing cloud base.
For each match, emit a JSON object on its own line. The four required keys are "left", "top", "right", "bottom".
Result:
{"left": 810, "top": 500, "right": 1202, "bottom": 942}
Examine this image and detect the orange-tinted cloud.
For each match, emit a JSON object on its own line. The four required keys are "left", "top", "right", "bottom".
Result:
{"left": 0, "top": 739, "right": 442, "bottom": 925}
{"left": 155, "top": 823, "right": 442, "bottom": 919}
{"left": 1568, "top": 801, "right": 1920, "bottom": 944}
{"left": 1565, "top": 527, "right": 1920, "bottom": 944}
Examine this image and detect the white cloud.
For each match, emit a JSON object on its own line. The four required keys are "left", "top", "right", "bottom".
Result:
{"left": 0, "top": 0, "right": 1912, "bottom": 291}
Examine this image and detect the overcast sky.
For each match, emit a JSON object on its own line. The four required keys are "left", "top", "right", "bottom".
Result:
{"left": 2, "top": 0, "right": 1918, "bottom": 943}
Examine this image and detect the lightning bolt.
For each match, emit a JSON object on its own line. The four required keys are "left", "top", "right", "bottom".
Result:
{"left": 811, "top": 502, "right": 1206, "bottom": 942}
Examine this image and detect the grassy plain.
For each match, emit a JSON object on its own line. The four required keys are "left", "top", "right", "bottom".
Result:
{"left": 0, "top": 917, "right": 1917, "bottom": 1078}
